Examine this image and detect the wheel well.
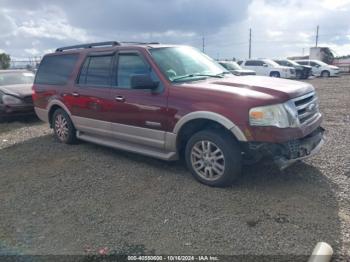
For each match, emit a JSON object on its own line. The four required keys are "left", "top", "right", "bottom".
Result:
{"left": 48, "top": 105, "right": 62, "bottom": 128}
{"left": 270, "top": 71, "right": 280, "bottom": 76}
{"left": 176, "top": 119, "right": 237, "bottom": 157}
{"left": 321, "top": 70, "right": 330, "bottom": 75}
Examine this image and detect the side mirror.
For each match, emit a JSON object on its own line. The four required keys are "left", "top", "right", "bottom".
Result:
{"left": 130, "top": 74, "right": 159, "bottom": 90}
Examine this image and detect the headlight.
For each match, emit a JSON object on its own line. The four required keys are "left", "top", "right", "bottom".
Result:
{"left": 2, "top": 95, "right": 23, "bottom": 105}
{"left": 249, "top": 101, "right": 299, "bottom": 128}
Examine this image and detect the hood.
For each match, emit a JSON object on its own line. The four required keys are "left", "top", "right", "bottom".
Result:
{"left": 276, "top": 65, "right": 294, "bottom": 70}
{"left": 0, "top": 84, "right": 33, "bottom": 98}
{"left": 301, "top": 65, "right": 312, "bottom": 69}
{"left": 329, "top": 65, "right": 339, "bottom": 70}
{"left": 179, "top": 75, "right": 314, "bottom": 103}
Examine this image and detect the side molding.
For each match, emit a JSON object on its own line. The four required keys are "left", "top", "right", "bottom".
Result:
{"left": 173, "top": 111, "right": 247, "bottom": 142}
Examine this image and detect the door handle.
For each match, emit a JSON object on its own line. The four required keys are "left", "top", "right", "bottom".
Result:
{"left": 115, "top": 95, "right": 125, "bottom": 102}
{"left": 72, "top": 92, "right": 80, "bottom": 97}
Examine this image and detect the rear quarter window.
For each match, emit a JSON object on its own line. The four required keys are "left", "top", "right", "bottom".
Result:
{"left": 35, "top": 54, "right": 79, "bottom": 85}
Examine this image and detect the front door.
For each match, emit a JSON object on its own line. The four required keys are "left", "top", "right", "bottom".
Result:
{"left": 108, "top": 51, "right": 168, "bottom": 150}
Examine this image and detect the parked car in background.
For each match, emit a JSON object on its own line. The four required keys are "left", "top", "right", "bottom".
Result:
{"left": 295, "top": 59, "right": 340, "bottom": 77}
{"left": 0, "top": 70, "right": 35, "bottom": 121}
{"left": 33, "top": 41, "right": 324, "bottom": 187}
{"left": 274, "top": 59, "right": 312, "bottom": 79}
{"left": 218, "top": 61, "right": 256, "bottom": 76}
{"left": 240, "top": 59, "right": 296, "bottom": 79}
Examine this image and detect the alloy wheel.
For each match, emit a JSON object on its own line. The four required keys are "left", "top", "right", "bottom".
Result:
{"left": 190, "top": 140, "right": 225, "bottom": 181}
{"left": 55, "top": 114, "right": 69, "bottom": 141}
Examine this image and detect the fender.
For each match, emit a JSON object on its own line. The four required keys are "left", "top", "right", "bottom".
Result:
{"left": 173, "top": 111, "right": 247, "bottom": 142}
{"left": 34, "top": 99, "right": 72, "bottom": 123}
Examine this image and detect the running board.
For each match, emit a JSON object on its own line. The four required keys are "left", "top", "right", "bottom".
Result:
{"left": 76, "top": 131, "right": 178, "bottom": 161}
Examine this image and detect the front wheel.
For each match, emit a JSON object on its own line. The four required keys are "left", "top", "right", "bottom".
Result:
{"left": 321, "top": 70, "right": 330, "bottom": 77}
{"left": 270, "top": 71, "right": 280, "bottom": 78}
{"left": 52, "top": 109, "right": 77, "bottom": 144}
{"left": 185, "top": 129, "right": 242, "bottom": 187}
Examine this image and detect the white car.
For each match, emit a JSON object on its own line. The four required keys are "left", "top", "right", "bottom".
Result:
{"left": 295, "top": 59, "right": 340, "bottom": 77}
{"left": 239, "top": 59, "right": 296, "bottom": 79}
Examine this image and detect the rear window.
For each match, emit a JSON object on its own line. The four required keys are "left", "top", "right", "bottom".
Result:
{"left": 35, "top": 54, "right": 78, "bottom": 85}
{"left": 0, "top": 72, "right": 35, "bottom": 86}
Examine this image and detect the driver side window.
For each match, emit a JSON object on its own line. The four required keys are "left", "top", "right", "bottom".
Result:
{"left": 116, "top": 53, "right": 150, "bottom": 88}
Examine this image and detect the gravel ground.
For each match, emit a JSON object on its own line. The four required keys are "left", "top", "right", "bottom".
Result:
{"left": 0, "top": 76, "right": 349, "bottom": 260}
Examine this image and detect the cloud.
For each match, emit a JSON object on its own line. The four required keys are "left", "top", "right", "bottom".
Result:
{"left": 0, "top": 0, "right": 349, "bottom": 60}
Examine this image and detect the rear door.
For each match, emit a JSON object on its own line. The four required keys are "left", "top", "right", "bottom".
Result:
{"left": 67, "top": 53, "right": 114, "bottom": 136}
{"left": 108, "top": 50, "right": 168, "bottom": 150}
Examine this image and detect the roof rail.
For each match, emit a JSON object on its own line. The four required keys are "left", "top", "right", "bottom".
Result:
{"left": 55, "top": 41, "right": 121, "bottom": 52}
{"left": 119, "top": 41, "right": 160, "bottom": 45}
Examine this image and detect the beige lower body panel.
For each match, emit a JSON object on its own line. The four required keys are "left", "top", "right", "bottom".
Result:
{"left": 72, "top": 116, "right": 178, "bottom": 161}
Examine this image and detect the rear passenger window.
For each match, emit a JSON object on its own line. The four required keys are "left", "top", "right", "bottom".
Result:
{"left": 35, "top": 54, "right": 78, "bottom": 85}
{"left": 116, "top": 54, "right": 149, "bottom": 88}
{"left": 245, "top": 60, "right": 260, "bottom": 66}
{"left": 78, "top": 55, "right": 113, "bottom": 86}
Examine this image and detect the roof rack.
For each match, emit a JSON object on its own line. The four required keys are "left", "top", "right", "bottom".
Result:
{"left": 55, "top": 41, "right": 121, "bottom": 52}
{"left": 119, "top": 41, "right": 160, "bottom": 45}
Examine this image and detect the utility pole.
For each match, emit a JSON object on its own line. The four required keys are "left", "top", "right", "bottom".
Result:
{"left": 249, "top": 28, "right": 252, "bottom": 59}
{"left": 202, "top": 36, "right": 205, "bottom": 53}
{"left": 302, "top": 48, "right": 305, "bottom": 56}
{"left": 315, "top": 25, "right": 319, "bottom": 47}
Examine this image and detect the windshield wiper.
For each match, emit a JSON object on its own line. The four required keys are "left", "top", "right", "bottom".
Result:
{"left": 173, "top": 73, "right": 226, "bottom": 82}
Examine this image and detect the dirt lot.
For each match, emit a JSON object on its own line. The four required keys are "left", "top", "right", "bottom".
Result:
{"left": 0, "top": 76, "right": 349, "bottom": 260}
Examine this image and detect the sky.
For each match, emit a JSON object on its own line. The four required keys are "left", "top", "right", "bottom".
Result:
{"left": 0, "top": 0, "right": 350, "bottom": 60}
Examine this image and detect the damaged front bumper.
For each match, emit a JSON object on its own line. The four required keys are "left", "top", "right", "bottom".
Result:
{"left": 244, "top": 127, "right": 325, "bottom": 170}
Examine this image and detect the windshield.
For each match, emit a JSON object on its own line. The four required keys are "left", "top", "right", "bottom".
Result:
{"left": 149, "top": 46, "right": 228, "bottom": 82}
{"left": 220, "top": 61, "right": 241, "bottom": 70}
{"left": 314, "top": 60, "right": 328, "bottom": 66}
{"left": 263, "top": 59, "right": 280, "bottom": 67}
{"left": 286, "top": 60, "right": 300, "bottom": 66}
{"left": 0, "top": 72, "right": 35, "bottom": 86}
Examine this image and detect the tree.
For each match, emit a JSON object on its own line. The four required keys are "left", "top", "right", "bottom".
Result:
{"left": 0, "top": 53, "right": 11, "bottom": 69}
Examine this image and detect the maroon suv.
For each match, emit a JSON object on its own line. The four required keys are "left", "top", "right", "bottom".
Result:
{"left": 33, "top": 41, "right": 324, "bottom": 187}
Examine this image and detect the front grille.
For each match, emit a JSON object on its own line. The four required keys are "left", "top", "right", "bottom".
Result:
{"left": 22, "top": 95, "right": 33, "bottom": 104}
{"left": 292, "top": 92, "right": 320, "bottom": 125}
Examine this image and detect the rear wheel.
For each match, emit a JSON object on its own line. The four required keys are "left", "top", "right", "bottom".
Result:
{"left": 321, "top": 70, "right": 330, "bottom": 77}
{"left": 52, "top": 109, "right": 77, "bottom": 144}
{"left": 185, "top": 129, "right": 242, "bottom": 187}
{"left": 270, "top": 71, "right": 280, "bottom": 78}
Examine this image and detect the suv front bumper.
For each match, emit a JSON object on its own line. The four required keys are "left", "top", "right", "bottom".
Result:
{"left": 244, "top": 127, "right": 325, "bottom": 169}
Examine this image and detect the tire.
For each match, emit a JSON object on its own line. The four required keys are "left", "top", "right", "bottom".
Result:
{"left": 185, "top": 129, "right": 242, "bottom": 187}
{"left": 52, "top": 109, "right": 77, "bottom": 144}
{"left": 321, "top": 70, "right": 330, "bottom": 78}
{"left": 270, "top": 71, "right": 280, "bottom": 78}
{"left": 296, "top": 71, "right": 302, "bottom": 79}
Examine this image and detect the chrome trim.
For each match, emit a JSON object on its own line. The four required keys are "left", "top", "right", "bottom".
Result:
{"left": 291, "top": 91, "right": 315, "bottom": 102}
{"left": 145, "top": 121, "right": 162, "bottom": 128}
{"left": 34, "top": 107, "right": 49, "bottom": 122}
{"left": 292, "top": 91, "right": 321, "bottom": 125}
{"left": 295, "top": 97, "right": 318, "bottom": 110}
{"left": 173, "top": 111, "right": 247, "bottom": 142}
